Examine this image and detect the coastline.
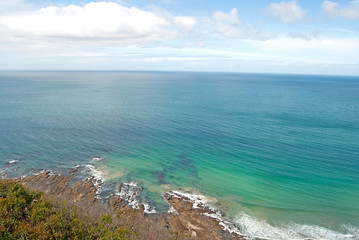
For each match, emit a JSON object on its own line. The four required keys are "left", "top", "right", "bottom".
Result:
{"left": 12, "top": 166, "right": 246, "bottom": 240}
{"left": 2, "top": 160, "right": 358, "bottom": 240}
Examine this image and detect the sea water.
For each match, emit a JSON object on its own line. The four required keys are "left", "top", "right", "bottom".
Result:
{"left": 0, "top": 71, "right": 358, "bottom": 239}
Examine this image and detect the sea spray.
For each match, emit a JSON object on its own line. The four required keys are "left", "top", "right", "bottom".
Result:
{"left": 34, "top": 169, "right": 55, "bottom": 176}
{"left": 84, "top": 164, "right": 107, "bottom": 198}
{"left": 234, "top": 212, "right": 359, "bottom": 240}
{"left": 8, "top": 159, "right": 19, "bottom": 165}
{"left": 116, "top": 182, "right": 157, "bottom": 213}
{"left": 167, "top": 190, "right": 244, "bottom": 237}
{"left": 85, "top": 164, "right": 106, "bottom": 182}
{"left": 92, "top": 157, "right": 104, "bottom": 162}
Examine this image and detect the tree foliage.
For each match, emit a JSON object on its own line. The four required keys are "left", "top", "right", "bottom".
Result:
{"left": 0, "top": 180, "right": 128, "bottom": 240}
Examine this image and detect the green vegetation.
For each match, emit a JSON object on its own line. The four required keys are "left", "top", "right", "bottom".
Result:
{"left": 0, "top": 180, "right": 188, "bottom": 240}
{"left": 0, "top": 180, "right": 134, "bottom": 239}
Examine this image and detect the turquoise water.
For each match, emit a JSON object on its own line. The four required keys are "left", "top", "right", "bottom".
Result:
{"left": 1, "top": 71, "right": 358, "bottom": 239}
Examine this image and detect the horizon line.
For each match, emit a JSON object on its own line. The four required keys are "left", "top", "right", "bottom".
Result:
{"left": 0, "top": 69, "right": 358, "bottom": 78}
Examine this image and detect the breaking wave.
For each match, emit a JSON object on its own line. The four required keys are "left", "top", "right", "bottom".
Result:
{"left": 8, "top": 159, "right": 19, "bottom": 164}
{"left": 167, "top": 190, "right": 243, "bottom": 237}
{"left": 235, "top": 212, "right": 359, "bottom": 240}
{"left": 165, "top": 189, "right": 358, "bottom": 240}
{"left": 117, "top": 182, "right": 157, "bottom": 214}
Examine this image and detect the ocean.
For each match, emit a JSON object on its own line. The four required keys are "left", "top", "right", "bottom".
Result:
{"left": 0, "top": 71, "right": 358, "bottom": 239}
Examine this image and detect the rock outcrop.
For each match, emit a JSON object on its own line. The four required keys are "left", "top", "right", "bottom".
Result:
{"left": 16, "top": 167, "right": 245, "bottom": 240}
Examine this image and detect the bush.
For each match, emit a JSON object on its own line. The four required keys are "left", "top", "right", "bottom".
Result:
{"left": 0, "top": 180, "right": 129, "bottom": 240}
{"left": 0, "top": 180, "right": 190, "bottom": 240}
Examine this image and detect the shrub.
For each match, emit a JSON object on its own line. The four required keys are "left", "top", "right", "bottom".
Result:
{"left": 0, "top": 180, "right": 125, "bottom": 239}
{"left": 0, "top": 180, "right": 189, "bottom": 240}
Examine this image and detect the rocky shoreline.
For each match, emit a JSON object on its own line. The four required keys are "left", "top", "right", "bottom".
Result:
{"left": 14, "top": 166, "right": 246, "bottom": 240}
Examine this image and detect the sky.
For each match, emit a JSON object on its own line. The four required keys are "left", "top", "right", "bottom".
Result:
{"left": 0, "top": 0, "right": 359, "bottom": 75}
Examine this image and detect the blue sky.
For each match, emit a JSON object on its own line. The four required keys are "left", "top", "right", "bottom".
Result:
{"left": 0, "top": 0, "right": 358, "bottom": 75}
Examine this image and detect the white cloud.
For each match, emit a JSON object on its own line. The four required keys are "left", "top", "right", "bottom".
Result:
{"left": 322, "top": 1, "right": 359, "bottom": 19}
{"left": 287, "top": 31, "right": 320, "bottom": 40}
{"left": 213, "top": 8, "right": 242, "bottom": 25}
{"left": 0, "top": 2, "right": 274, "bottom": 46}
{"left": 268, "top": 1, "right": 307, "bottom": 23}
{"left": 0, "top": 1, "right": 358, "bottom": 75}
{"left": 212, "top": 9, "right": 243, "bottom": 38}
{"left": 211, "top": 9, "right": 275, "bottom": 40}
{"left": 0, "top": 1, "right": 196, "bottom": 44}
{"left": 0, "top": 0, "right": 34, "bottom": 12}
{"left": 0, "top": 0, "right": 22, "bottom": 8}
{"left": 340, "top": 7, "right": 359, "bottom": 19}
{"left": 174, "top": 16, "right": 197, "bottom": 31}
{"left": 322, "top": 1, "right": 338, "bottom": 16}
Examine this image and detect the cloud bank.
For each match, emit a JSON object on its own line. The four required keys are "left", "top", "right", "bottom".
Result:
{"left": 0, "top": 1, "right": 196, "bottom": 43}
{"left": 0, "top": 1, "right": 358, "bottom": 75}
{"left": 0, "top": 2, "right": 274, "bottom": 43}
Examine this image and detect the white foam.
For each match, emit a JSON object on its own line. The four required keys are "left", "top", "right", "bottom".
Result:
{"left": 344, "top": 225, "right": 359, "bottom": 239}
{"left": 85, "top": 164, "right": 106, "bottom": 198}
{"left": 92, "top": 157, "right": 104, "bottom": 162}
{"left": 8, "top": 159, "right": 19, "bottom": 164}
{"left": 143, "top": 203, "right": 157, "bottom": 214}
{"left": 85, "top": 164, "right": 105, "bottom": 182}
{"left": 234, "top": 212, "right": 359, "bottom": 240}
{"left": 124, "top": 182, "right": 139, "bottom": 187}
{"left": 167, "top": 190, "right": 244, "bottom": 237}
{"left": 202, "top": 212, "right": 244, "bottom": 237}
{"left": 167, "top": 190, "right": 359, "bottom": 240}
{"left": 168, "top": 190, "right": 217, "bottom": 211}
{"left": 168, "top": 205, "right": 177, "bottom": 213}
{"left": 117, "top": 182, "right": 142, "bottom": 209}
{"left": 115, "top": 182, "right": 157, "bottom": 213}
{"left": 33, "top": 169, "right": 54, "bottom": 176}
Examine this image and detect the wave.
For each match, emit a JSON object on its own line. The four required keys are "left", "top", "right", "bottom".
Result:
{"left": 116, "top": 182, "right": 157, "bottom": 214}
{"left": 0, "top": 159, "right": 20, "bottom": 178}
{"left": 84, "top": 164, "right": 106, "bottom": 198}
{"left": 168, "top": 190, "right": 218, "bottom": 210}
{"left": 167, "top": 190, "right": 244, "bottom": 237}
{"left": 33, "top": 169, "right": 55, "bottom": 176}
{"left": 166, "top": 190, "right": 358, "bottom": 240}
{"left": 85, "top": 164, "right": 106, "bottom": 182}
{"left": 8, "top": 159, "right": 19, "bottom": 164}
{"left": 92, "top": 157, "right": 104, "bottom": 162}
{"left": 235, "top": 212, "right": 359, "bottom": 240}
{"left": 143, "top": 203, "right": 157, "bottom": 214}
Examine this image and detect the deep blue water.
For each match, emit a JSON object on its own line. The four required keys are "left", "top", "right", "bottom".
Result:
{"left": 0, "top": 71, "right": 358, "bottom": 239}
